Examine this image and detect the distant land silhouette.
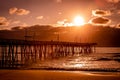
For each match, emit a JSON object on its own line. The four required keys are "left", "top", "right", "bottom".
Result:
{"left": 0, "top": 24, "right": 120, "bottom": 47}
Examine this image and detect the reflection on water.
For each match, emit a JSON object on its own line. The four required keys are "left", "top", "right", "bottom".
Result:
{"left": 0, "top": 47, "right": 120, "bottom": 71}
{"left": 29, "top": 47, "right": 120, "bottom": 72}
{"left": 30, "top": 53, "right": 120, "bottom": 71}
{"left": 73, "top": 63, "right": 84, "bottom": 68}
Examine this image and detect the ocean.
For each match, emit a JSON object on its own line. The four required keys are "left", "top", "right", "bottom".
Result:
{"left": 29, "top": 47, "right": 120, "bottom": 72}
{"left": 0, "top": 47, "right": 120, "bottom": 72}
{"left": 96, "top": 47, "right": 120, "bottom": 53}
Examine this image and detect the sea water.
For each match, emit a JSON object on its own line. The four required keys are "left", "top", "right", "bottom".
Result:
{"left": 96, "top": 47, "right": 120, "bottom": 53}
{"left": 0, "top": 47, "right": 120, "bottom": 71}
{"left": 30, "top": 47, "right": 120, "bottom": 72}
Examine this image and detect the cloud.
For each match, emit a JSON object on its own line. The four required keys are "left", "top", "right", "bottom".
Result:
{"left": 106, "top": 0, "right": 120, "bottom": 3}
{"left": 117, "top": 24, "right": 120, "bottom": 28}
{"left": 57, "top": 21, "right": 65, "bottom": 26}
{"left": 16, "top": 9, "right": 30, "bottom": 15}
{"left": 36, "top": 16, "right": 43, "bottom": 20}
{"left": 0, "top": 17, "right": 10, "bottom": 26}
{"left": 0, "top": 17, "right": 7, "bottom": 22}
{"left": 9, "top": 7, "right": 30, "bottom": 15}
{"left": 56, "top": 19, "right": 73, "bottom": 27}
{"left": 0, "top": 21, "right": 9, "bottom": 26}
{"left": 92, "top": 9, "right": 111, "bottom": 17}
{"left": 12, "top": 20, "right": 21, "bottom": 24}
{"left": 9, "top": 7, "right": 18, "bottom": 14}
{"left": 89, "top": 17, "right": 111, "bottom": 25}
{"left": 57, "top": 19, "right": 67, "bottom": 25}
{"left": 20, "top": 23, "right": 28, "bottom": 27}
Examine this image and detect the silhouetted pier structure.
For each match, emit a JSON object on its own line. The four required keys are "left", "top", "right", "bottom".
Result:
{"left": 0, "top": 39, "right": 97, "bottom": 68}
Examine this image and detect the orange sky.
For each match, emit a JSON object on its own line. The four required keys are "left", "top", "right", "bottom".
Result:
{"left": 0, "top": 0, "right": 120, "bottom": 29}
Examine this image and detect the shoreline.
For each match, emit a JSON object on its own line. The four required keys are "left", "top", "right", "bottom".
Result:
{"left": 0, "top": 70, "right": 120, "bottom": 80}
{"left": 1, "top": 67, "right": 120, "bottom": 72}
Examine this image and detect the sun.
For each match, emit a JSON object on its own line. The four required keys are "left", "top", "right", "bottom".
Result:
{"left": 73, "top": 16, "right": 85, "bottom": 26}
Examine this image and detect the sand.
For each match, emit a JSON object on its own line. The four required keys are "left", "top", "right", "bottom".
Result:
{"left": 0, "top": 70, "right": 120, "bottom": 80}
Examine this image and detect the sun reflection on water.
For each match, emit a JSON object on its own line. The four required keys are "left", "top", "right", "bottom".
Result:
{"left": 73, "top": 63, "right": 85, "bottom": 68}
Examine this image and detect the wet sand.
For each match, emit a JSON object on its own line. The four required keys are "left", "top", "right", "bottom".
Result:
{"left": 0, "top": 70, "right": 120, "bottom": 80}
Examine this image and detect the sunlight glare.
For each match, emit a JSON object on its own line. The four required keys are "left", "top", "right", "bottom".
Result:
{"left": 73, "top": 16, "right": 85, "bottom": 26}
{"left": 74, "top": 64, "right": 84, "bottom": 68}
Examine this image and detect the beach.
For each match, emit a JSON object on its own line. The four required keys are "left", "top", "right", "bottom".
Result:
{"left": 0, "top": 70, "right": 120, "bottom": 80}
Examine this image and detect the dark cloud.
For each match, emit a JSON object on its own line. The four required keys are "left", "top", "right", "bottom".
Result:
{"left": 9, "top": 7, "right": 30, "bottom": 15}
{"left": 0, "top": 22, "right": 9, "bottom": 26}
{"left": 89, "top": 17, "right": 111, "bottom": 25}
{"left": 92, "top": 9, "right": 111, "bottom": 17}
{"left": 11, "top": 26, "right": 22, "bottom": 31}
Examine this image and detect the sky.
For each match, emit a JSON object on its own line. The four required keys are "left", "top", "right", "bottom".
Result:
{"left": 0, "top": 0, "right": 120, "bottom": 29}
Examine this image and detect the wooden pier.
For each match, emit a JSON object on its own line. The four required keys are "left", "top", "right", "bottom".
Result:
{"left": 0, "top": 39, "right": 97, "bottom": 68}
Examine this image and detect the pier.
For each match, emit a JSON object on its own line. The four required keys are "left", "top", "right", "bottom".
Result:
{"left": 0, "top": 39, "right": 97, "bottom": 68}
